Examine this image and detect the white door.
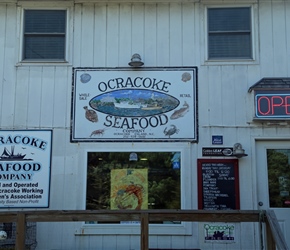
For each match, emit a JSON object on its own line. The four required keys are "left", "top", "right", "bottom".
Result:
{"left": 256, "top": 141, "right": 290, "bottom": 248}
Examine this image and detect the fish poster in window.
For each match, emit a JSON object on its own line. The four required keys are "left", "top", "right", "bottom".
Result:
{"left": 204, "top": 223, "right": 235, "bottom": 243}
{"left": 110, "top": 169, "right": 148, "bottom": 210}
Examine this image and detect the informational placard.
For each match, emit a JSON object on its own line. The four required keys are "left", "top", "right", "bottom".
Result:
{"left": 198, "top": 159, "right": 240, "bottom": 210}
{"left": 71, "top": 67, "right": 197, "bottom": 142}
{"left": 202, "top": 147, "right": 233, "bottom": 157}
{"left": 212, "top": 135, "right": 223, "bottom": 145}
{"left": 0, "top": 130, "right": 52, "bottom": 208}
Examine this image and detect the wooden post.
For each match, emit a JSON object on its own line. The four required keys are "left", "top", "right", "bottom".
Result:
{"left": 141, "top": 212, "right": 149, "bottom": 250}
{"left": 265, "top": 219, "right": 275, "bottom": 250}
{"left": 15, "top": 213, "right": 26, "bottom": 250}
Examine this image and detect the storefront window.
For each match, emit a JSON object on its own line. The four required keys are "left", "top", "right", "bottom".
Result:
{"left": 86, "top": 151, "right": 181, "bottom": 224}
{"left": 267, "top": 149, "right": 290, "bottom": 207}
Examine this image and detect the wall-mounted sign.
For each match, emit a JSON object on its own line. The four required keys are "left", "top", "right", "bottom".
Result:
{"left": 204, "top": 223, "right": 235, "bottom": 242}
{"left": 255, "top": 91, "right": 290, "bottom": 118}
{"left": 202, "top": 147, "right": 233, "bottom": 157}
{"left": 0, "top": 130, "right": 52, "bottom": 208}
{"left": 71, "top": 67, "right": 197, "bottom": 142}
{"left": 198, "top": 159, "right": 240, "bottom": 210}
{"left": 212, "top": 135, "right": 223, "bottom": 145}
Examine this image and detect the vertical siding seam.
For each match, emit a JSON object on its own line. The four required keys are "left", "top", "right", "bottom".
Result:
{"left": 270, "top": 0, "right": 274, "bottom": 69}
{"left": 180, "top": 3, "right": 184, "bottom": 65}
{"left": 143, "top": 3, "right": 146, "bottom": 60}
{"left": 156, "top": 3, "right": 160, "bottom": 65}
{"left": 167, "top": 3, "right": 170, "bottom": 66}
{"left": 283, "top": 0, "right": 289, "bottom": 73}
{"left": 169, "top": 3, "right": 171, "bottom": 65}
{"left": 1, "top": 4, "right": 7, "bottom": 126}
{"left": 26, "top": 67, "right": 31, "bottom": 128}
{"left": 131, "top": 3, "right": 133, "bottom": 59}
{"left": 51, "top": 68, "right": 56, "bottom": 127}
{"left": 81, "top": 3, "right": 84, "bottom": 66}
{"left": 93, "top": 4, "right": 96, "bottom": 66}
{"left": 118, "top": 3, "right": 122, "bottom": 66}
{"left": 105, "top": 4, "right": 108, "bottom": 67}
{"left": 155, "top": 3, "right": 158, "bottom": 64}
{"left": 39, "top": 66, "right": 44, "bottom": 128}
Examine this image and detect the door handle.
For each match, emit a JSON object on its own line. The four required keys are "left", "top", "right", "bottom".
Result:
{"left": 258, "top": 201, "right": 263, "bottom": 206}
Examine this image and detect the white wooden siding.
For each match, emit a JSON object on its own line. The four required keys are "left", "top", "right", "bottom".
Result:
{"left": 0, "top": 0, "right": 289, "bottom": 249}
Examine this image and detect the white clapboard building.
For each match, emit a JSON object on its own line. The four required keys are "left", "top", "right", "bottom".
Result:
{"left": 0, "top": 0, "right": 289, "bottom": 249}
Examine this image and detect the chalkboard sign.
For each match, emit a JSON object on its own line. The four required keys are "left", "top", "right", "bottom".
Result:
{"left": 198, "top": 159, "right": 240, "bottom": 210}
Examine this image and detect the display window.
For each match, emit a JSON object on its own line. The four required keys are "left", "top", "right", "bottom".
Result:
{"left": 79, "top": 144, "right": 193, "bottom": 235}
{"left": 86, "top": 152, "right": 181, "bottom": 224}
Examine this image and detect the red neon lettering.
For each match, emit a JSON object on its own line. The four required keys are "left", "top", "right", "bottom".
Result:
{"left": 271, "top": 96, "right": 283, "bottom": 114}
{"left": 285, "top": 96, "right": 290, "bottom": 114}
{"left": 258, "top": 96, "right": 270, "bottom": 115}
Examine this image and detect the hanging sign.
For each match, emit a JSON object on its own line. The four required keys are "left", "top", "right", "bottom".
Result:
{"left": 255, "top": 91, "right": 290, "bottom": 118}
{"left": 71, "top": 67, "right": 197, "bottom": 142}
{"left": 0, "top": 130, "right": 52, "bottom": 208}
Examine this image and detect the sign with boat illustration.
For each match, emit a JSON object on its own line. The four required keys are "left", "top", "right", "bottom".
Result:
{"left": 71, "top": 67, "right": 197, "bottom": 142}
{"left": 0, "top": 130, "right": 52, "bottom": 208}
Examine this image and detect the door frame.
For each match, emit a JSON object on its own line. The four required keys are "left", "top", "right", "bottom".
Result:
{"left": 254, "top": 138, "right": 290, "bottom": 249}
{"left": 252, "top": 137, "right": 290, "bottom": 209}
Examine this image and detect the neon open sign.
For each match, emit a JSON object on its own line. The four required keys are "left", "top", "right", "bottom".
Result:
{"left": 255, "top": 93, "right": 290, "bottom": 118}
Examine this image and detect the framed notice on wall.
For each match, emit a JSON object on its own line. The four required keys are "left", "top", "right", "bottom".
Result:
{"left": 71, "top": 67, "right": 198, "bottom": 142}
{"left": 198, "top": 159, "right": 240, "bottom": 210}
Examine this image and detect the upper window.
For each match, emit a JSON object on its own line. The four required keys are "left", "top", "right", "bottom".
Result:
{"left": 23, "top": 10, "right": 66, "bottom": 61}
{"left": 207, "top": 7, "right": 252, "bottom": 60}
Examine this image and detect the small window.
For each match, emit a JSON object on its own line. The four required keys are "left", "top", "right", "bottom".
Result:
{"left": 208, "top": 7, "right": 252, "bottom": 60}
{"left": 23, "top": 10, "right": 66, "bottom": 61}
{"left": 86, "top": 152, "right": 181, "bottom": 224}
{"left": 267, "top": 149, "right": 290, "bottom": 208}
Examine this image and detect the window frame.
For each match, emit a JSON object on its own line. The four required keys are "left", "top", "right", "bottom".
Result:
{"left": 204, "top": 4, "right": 258, "bottom": 64}
{"left": 76, "top": 143, "right": 195, "bottom": 236}
{"left": 19, "top": 7, "right": 70, "bottom": 64}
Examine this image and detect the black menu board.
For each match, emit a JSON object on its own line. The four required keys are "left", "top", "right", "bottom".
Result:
{"left": 198, "top": 159, "right": 240, "bottom": 210}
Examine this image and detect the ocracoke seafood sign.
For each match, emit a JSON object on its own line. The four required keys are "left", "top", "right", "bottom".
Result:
{"left": 0, "top": 130, "right": 52, "bottom": 208}
{"left": 71, "top": 67, "right": 197, "bottom": 142}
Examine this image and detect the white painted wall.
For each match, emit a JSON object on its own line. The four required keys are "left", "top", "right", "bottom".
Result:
{"left": 0, "top": 0, "right": 289, "bottom": 249}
